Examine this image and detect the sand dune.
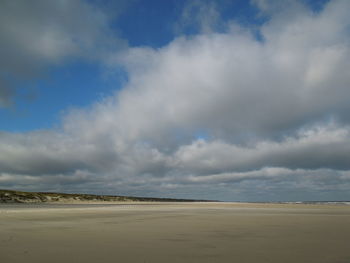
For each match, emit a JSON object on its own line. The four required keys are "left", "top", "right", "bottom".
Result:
{"left": 1, "top": 202, "right": 350, "bottom": 263}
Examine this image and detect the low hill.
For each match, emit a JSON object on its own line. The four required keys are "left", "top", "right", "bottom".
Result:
{"left": 0, "top": 189, "right": 214, "bottom": 203}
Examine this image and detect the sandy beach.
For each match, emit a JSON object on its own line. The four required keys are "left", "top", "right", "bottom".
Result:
{"left": 1, "top": 202, "right": 350, "bottom": 263}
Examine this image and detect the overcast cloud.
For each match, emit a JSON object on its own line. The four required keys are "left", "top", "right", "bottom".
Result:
{"left": 1, "top": 0, "right": 350, "bottom": 201}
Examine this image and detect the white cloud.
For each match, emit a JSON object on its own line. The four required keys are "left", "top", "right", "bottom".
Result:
{"left": 174, "top": 123, "right": 350, "bottom": 174}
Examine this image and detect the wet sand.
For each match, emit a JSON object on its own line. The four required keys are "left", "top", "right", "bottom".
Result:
{"left": 1, "top": 202, "right": 350, "bottom": 263}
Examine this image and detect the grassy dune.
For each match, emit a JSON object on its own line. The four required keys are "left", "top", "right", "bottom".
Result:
{"left": 0, "top": 189, "right": 214, "bottom": 203}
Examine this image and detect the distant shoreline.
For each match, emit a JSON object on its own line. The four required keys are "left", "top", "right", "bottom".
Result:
{"left": 1, "top": 189, "right": 349, "bottom": 205}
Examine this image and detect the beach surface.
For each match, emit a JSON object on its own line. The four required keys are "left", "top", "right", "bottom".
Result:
{"left": 1, "top": 202, "right": 350, "bottom": 263}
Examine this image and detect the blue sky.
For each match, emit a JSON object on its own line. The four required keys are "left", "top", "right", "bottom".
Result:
{"left": 2, "top": 0, "right": 350, "bottom": 201}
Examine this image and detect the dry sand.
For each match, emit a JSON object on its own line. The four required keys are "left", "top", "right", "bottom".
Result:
{"left": 1, "top": 202, "right": 350, "bottom": 263}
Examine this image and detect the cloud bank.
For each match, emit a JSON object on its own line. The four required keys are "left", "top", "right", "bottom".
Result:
{"left": 1, "top": 0, "right": 350, "bottom": 201}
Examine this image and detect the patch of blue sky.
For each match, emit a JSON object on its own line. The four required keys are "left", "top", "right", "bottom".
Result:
{"left": 194, "top": 130, "right": 211, "bottom": 141}
{"left": 304, "top": 0, "right": 330, "bottom": 12}
{"left": 1, "top": 61, "right": 122, "bottom": 132}
{"left": 116, "top": 0, "right": 187, "bottom": 48}
{"left": 115, "top": 0, "right": 267, "bottom": 47}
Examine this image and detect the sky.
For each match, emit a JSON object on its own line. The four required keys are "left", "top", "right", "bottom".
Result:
{"left": 1, "top": 0, "right": 350, "bottom": 202}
